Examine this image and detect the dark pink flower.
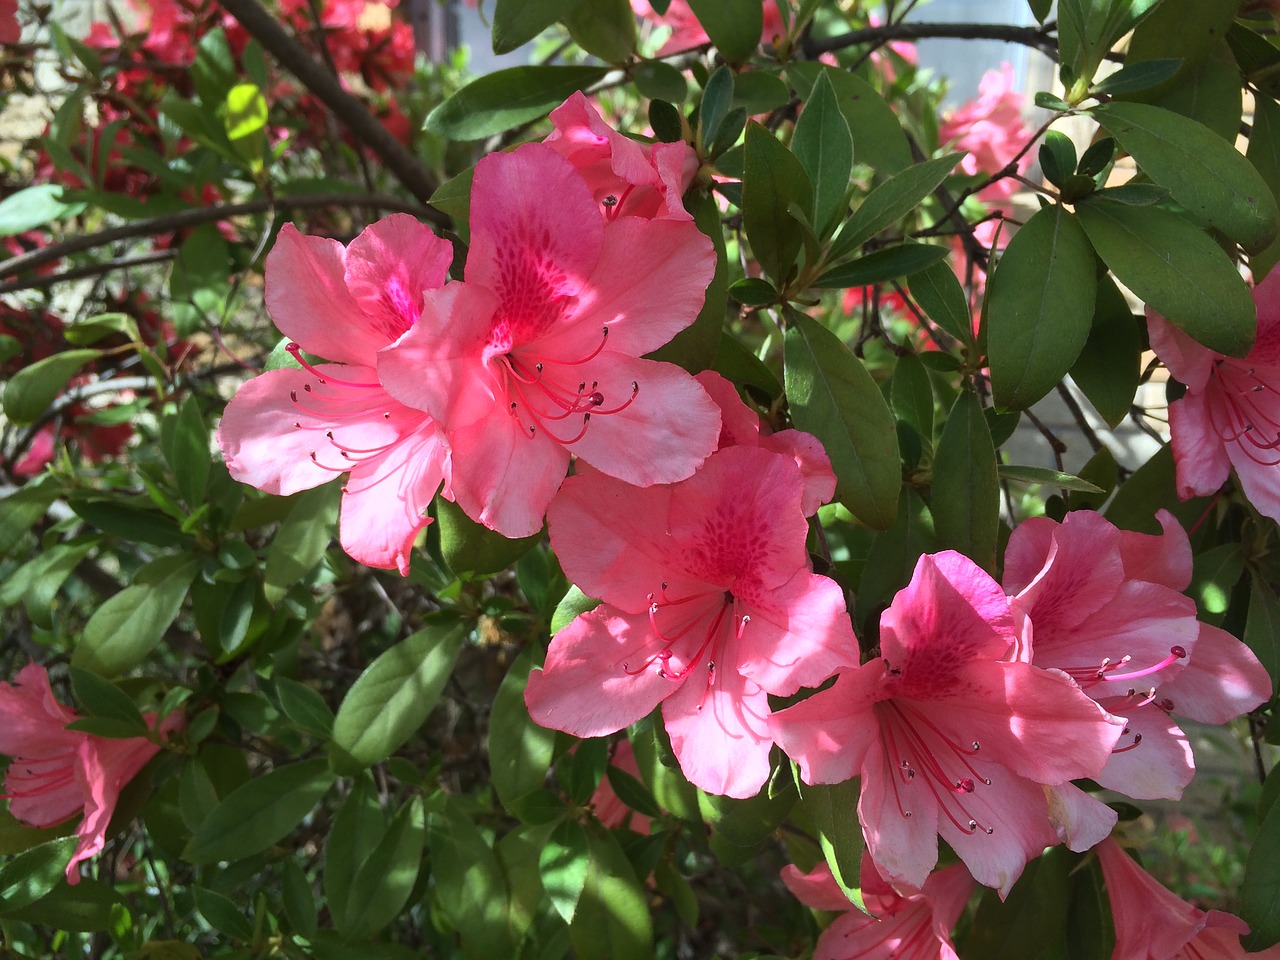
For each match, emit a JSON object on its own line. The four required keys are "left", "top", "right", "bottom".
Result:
{"left": 0, "top": 0, "right": 19, "bottom": 43}
{"left": 378, "top": 143, "right": 720, "bottom": 537}
{"left": 1148, "top": 268, "right": 1280, "bottom": 523}
{"left": 525, "top": 445, "right": 856, "bottom": 798}
{"left": 782, "top": 857, "right": 973, "bottom": 960}
{"left": 0, "top": 664, "right": 182, "bottom": 885}
{"left": 770, "top": 551, "right": 1124, "bottom": 895}
{"left": 1095, "top": 837, "right": 1280, "bottom": 960}
{"left": 544, "top": 92, "right": 699, "bottom": 222}
{"left": 630, "top": 0, "right": 785, "bottom": 55}
{"left": 217, "top": 215, "right": 452, "bottom": 574}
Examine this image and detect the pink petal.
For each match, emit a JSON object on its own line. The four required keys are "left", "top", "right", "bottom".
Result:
{"left": 1158, "top": 623, "right": 1272, "bottom": 724}
{"left": 66, "top": 734, "right": 159, "bottom": 885}
{"left": 1044, "top": 782, "right": 1118, "bottom": 853}
{"left": 858, "top": 729, "right": 941, "bottom": 891}
{"left": 1092, "top": 698, "right": 1193, "bottom": 800}
{"left": 378, "top": 283, "right": 503, "bottom": 430}
{"left": 564, "top": 354, "right": 721, "bottom": 487}
{"left": 1096, "top": 837, "right": 1210, "bottom": 960}
{"left": 1006, "top": 511, "right": 1125, "bottom": 633}
{"left": 662, "top": 657, "right": 774, "bottom": 798}
{"left": 524, "top": 606, "right": 675, "bottom": 736}
{"left": 337, "top": 419, "right": 447, "bottom": 574}
{"left": 1000, "top": 515, "right": 1059, "bottom": 597}
{"left": 735, "top": 570, "right": 858, "bottom": 694}
{"left": 444, "top": 406, "right": 569, "bottom": 538}
{"left": 342, "top": 213, "right": 454, "bottom": 344}
{"left": 1148, "top": 308, "right": 1218, "bottom": 391}
{"left": 769, "top": 662, "right": 882, "bottom": 785}
{"left": 1116, "top": 508, "right": 1193, "bottom": 590}
{"left": 1225, "top": 413, "right": 1280, "bottom": 522}
{"left": 1168, "top": 394, "right": 1232, "bottom": 500}
{"left": 780, "top": 862, "right": 852, "bottom": 912}
{"left": 757, "top": 429, "right": 837, "bottom": 515}
{"left": 265, "top": 224, "right": 385, "bottom": 366}
{"left": 695, "top": 370, "right": 762, "bottom": 447}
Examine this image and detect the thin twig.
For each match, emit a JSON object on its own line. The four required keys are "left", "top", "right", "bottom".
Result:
{"left": 0, "top": 250, "right": 177, "bottom": 294}
{"left": 1056, "top": 381, "right": 1104, "bottom": 453}
{"left": 807, "top": 21, "right": 1058, "bottom": 58}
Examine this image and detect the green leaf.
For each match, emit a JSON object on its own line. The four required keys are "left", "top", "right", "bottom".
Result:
{"left": 330, "top": 621, "right": 468, "bottom": 771}
{"left": 222, "top": 82, "right": 268, "bottom": 141}
{"left": 633, "top": 61, "right": 687, "bottom": 102}
{"left": 786, "top": 64, "right": 913, "bottom": 174}
{"left": 699, "top": 779, "right": 797, "bottom": 864}
{"left": 1092, "top": 58, "right": 1183, "bottom": 95}
{"left": 274, "top": 677, "right": 334, "bottom": 738}
{"left": 282, "top": 859, "right": 317, "bottom": 938}
{"left": 183, "top": 759, "right": 333, "bottom": 864}
{"left": 264, "top": 484, "right": 338, "bottom": 604}
{"left": 966, "top": 847, "right": 1071, "bottom": 960}
{"left": 493, "top": 0, "right": 585, "bottom": 53}
{"left": 1070, "top": 275, "right": 1141, "bottom": 427}
{"left": 324, "top": 775, "right": 385, "bottom": 928}
{"left": 564, "top": 0, "right": 636, "bottom": 62}
{"left": 802, "top": 778, "right": 864, "bottom": 908}
{"left": 489, "top": 645, "right": 557, "bottom": 813}
{"left": 0, "top": 184, "right": 80, "bottom": 237}
{"left": 792, "top": 71, "right": 853, "bottom": 236}
{"left": 429, "top": 166, "right": 474, "bottom": 220}
{"left": 428, "top": 799, "right": 515, "bottom": 957}
{"left": 997, "top": 465, "right": 1104, "bottom": 493}
{"left": 732, "top": 71, "right": 790, "bottom": 115}
{"left": 649, "top": 99, "right": 684, "bottom": 143}
{"left": 0, "top": 838, "right": 78, "bottom": 914}
{"left": 2, "top": 349, "right": 102, "bottom": 425}
{"left": 438, "top": 496, "right": 540, "bottom": 580}
{"left": 1074, "top": 197, "right": 1256, "bottom": 357}
{"left": 1247, "top": 577, "right": 1280, "bottom": 695}
{"left": 63, "top": 312, "right": 139, "bottom": 346}
{"left": 569, "top": 824, "right": 654, "bottom": 960}
{"left": 551, "top": 584, "right": 602, "bottom": 635}
{"left": 540, "top": 819, "right": 591, "bottom": 923}
{"left": 932, "top": 391, "right": 999, "bottom": 573}
{"left": 890, "top": 352, "right": 935, "bottom": 447}
{"left": 3, "top": 879, "right": 121, "bottom": 933}
{"left": 1190, "top": 542, "right": 1245, "bottom": 623}
{"left": 1243, "top": 798, "right": 1280, "bottom": 951}
{"left": 193, "top": 887, "right": 253, "bottom": 941}
{"left": 164, "top": 394, "right": 211, "bottom": 506}
{"left": 908, "top": 259, "right": 975, "bottom": 346}
{"left": 68, "top": 668, "right": 147, "bottom": 729}
{"left": 341, "top": 796, "right": 426, "bottom": 938}
{"left": 812, "top": 242, "right": 950, "bottom": 289}
{"left": 1038, "top": 130, "right": 1078, "bottom": 189}
{"left": 855, "top": 488, "right": 935, "bottom": 635}
{"left": 743, "top": 121, "right": 813, "bottom": 284}
{"left": 784, "top": 314, "right": 900, "bottom": 530}
{"left": 73, "top": 557, "right": 200, "bottom": 677}
{"left": 987, "top": 205, "right": 1096, "bottom": 411}
{"left": 699, "top": 66, "right": 734, "bottom": 149}
{"left": 425, "top": 66, "right": 609, "bottom": 140}
{"left": 829, "top": 154, "right": 962, "bottom": 260}
{"left": 1249, "top": 96, "right": 1280, "bottom": 282}
{"left": 1093, "top": 101, "right": 1279, "bottom": 253}
{"left": 685, "top": 0, "right": 763, "bottom": 60}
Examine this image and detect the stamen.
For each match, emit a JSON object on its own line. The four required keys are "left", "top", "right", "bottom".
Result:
{"left": 285, "top": 343, "right": 379, "bottom": 389}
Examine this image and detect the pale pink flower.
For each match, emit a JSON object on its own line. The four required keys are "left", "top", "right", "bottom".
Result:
{"left": 770, "top": 551, "right": 1124, "bottom": 895}
{"left": 0, "top": 664, "right": 182, "bottom": 885}
{"left": 217, "top": 215, "right": 452, "bottom": 574}
{"left": 1095, "top": 837, "right": 1280, "bottom": 960}
{"left": 939, "top": 64, "right": 1032, "bottom": 204}
{"left": 782, "top": 857, "right": 973, "bottom": 960}
{"left": 867, "top": 13, "right": 918, "bottom": 85}
{"left": 631, "top": 0, "right": 785, "bottom": 55}
{"left": 1004, "top": 509, "right": 1271, "bottom": 812}
{"left": 1148, "top": 269, "right": 1280, "bottom": 523}
{"left": 378, "top": 143, "right": 720, "bottom": 537}
{"left": 694, "top": 370, "right": 835, "bottom": 516}
{"left": 524, "top": 445, "right": 857, "bottom": 798}
{"left": 544, "top": 92, "right": 699, "bottom": 222}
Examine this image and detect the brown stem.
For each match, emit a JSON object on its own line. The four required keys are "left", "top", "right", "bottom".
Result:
{"left": 807, "top": 21, "right": 1058, "bottom": 58}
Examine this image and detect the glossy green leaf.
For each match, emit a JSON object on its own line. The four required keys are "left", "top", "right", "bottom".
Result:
{"left": 1074, "top": 197, "right": 1256, "bottom": 357}
{"left": 425, "top": 66, "right": 609, "bottom": 140}
{"left": 908, "top": 259, "right": 975, "bottom": 346}
{"left": 699, "top": 779, "right": 798, "bottom": 865}
{"left": 855, "top": 488, "right": 936, "bottom": 635}
{"left": 1092, "top": 58, "right": 1182, "bottom": 95}
{"left": 647, "top": 192, "right": 728, "bottom": 372}
{"left": 0, "top": 184, "right": 80, "bottom": 237}
{"left": 743, "top": 121, "right": 812, "bottom": 284}
{"left": 966, "top": 848, "right": 1071, "bottom": 960}
{"left": 73, "top": 557, "right": 199, "bottom": 677}
{"left": 551, "top": 584, "right": 602, "bottom": 635}
{"left": 1249, "top": 96, "right": 1280, "bottom": 282}
{"left": 829, "top": 154, "right": 961, "bottom": 259}
{"left": 686, "top": 0, "right": 763, "bottom": 60}
{"left": 1038, "top": 130, "right": 1078, "bottom": 189}
{"left": 428, "top": 166, "right": 473, "bottom": 220}
{"left": 698, "top": 66, "right": 734, "bottom": 149}
{"left": 222, "top": 82, "right": 267, "bottom": 141}
{"left": 493, "top": 0, "right": 585, "bottom": 54}
{"left": 3, "top": 879, "right": 121, "bottom": 933}
{"left": 784, "top": 313, "right": 900, "bottom": 530}
{"left": 439, "top": 496, "right": 540, "bottom": 580}
{"left": 1243, "top": 798, "right": 1280, "bottom": 951}
{"left": 324, "top": 774, "right": 385, "bottom": 928}
{"left": 2, "top": 349, "right": 102, "bottom": 425}
{"left": 429, "top": 799, "right": 516, "bottom": 957}
{"left": 890, "top": 352, "right": 935, "bottom": 448}
{"left": 330, "top": 621, "right": 467, "bottom": 771}
{"left": 0, "top": 838, "right": 78, "bottom": 913}
{"left": 786, "top": 64, "right": 913, "bottom": 174}
{"left": 564, "top": 0, "right": 636, "bottom": 60}
{"left": 1190, "top": 543, "right": 1245, "bottom": 623}
{"left": 68, "top": 668, "right": 147, "bottom": 730}
{"left": 997, "top": 465, "right": 1104, "bottom": 493}
{"left": 792, "top": 71, "right": 852, "bottom": 236}
{"left": 633, "top": 61, "right": 687, "bottom": 102}
{"left": 489, "top": 645, "right": 557, "bottom": 813}
{"left": 274, "top": 677, "right": 334, "bottom": 739}
{"left": 1070, "top": 275, "right": 1141, "bottom": 427}
{"left": 813, "top": 242, "right": 950, "bottom": 289}
{"left": 193, "top": 887, "right": 253, "bottom": 941}
{"left": 540, "top": 819, "right": 591, "bottom": 924}
{"left": 932, "top": 391, "right": 999, "bottom": 573}
{"left": 1247, "top": 577, "right": 1280, "bottom": 695}
{"left": 282, "top": 858, "right": 318, "bottom": 938}
{"left": 164, "top": 395, "right": 210, "bottom": 506}
{"left": 341, "top": 796, "right": 426, "bottom": 938}
{"left": 802, "top": 778, "right": 864, "bottom": 909}
{"left": 264, "top": 484, "right": 338, "bottom": 605}
{"left": 732, "top": 71, "right": 789, "bottom": 115}
{"left": 569, "top": 824, "right": 654, "bottom": 960}
{"left": 183, "top": 759, "right": 333, "bottom": 864}
{"left": 987, "top": 205, "right": 1096, "bottom": 411}
{"left": 1093, "top": 101, "right": 1278, "bottom": 252}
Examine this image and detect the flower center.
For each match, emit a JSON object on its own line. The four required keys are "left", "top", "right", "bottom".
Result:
{"left": 497, "top": 326, "right": 638, "bottom": 444}
{"left": 1059, "top": 645, "right": 1187, "bottom": 691}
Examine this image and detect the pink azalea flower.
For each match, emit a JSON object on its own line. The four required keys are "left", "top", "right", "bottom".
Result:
{"left": 0, "top": 0, "right": 19, "bottom": 43}
{"left": 1095, "top": 837, "right": 1280, "bottom": 960}
{"left": 631, "top": 0, "right": 785, "bottom": 55}
{"left": 782, "top": 857, "right": 973, "bottom": 960}
{"left": 378, "top": 143, "right": 721, "bottom": 538}
{"left": 524, "top": 445, "right": 857, "bottom": 798}
{"left": 867, "top": 13, "right": 919, "bottom": 85}
{"left": 1148, "top": 268, "right": 1280, "bottom": 523}
{"left": 543, "top": 92, "right": 699, "bottom": 222}
{"left": 0, "top": 664, "right": 183, "bottom": 885}
{"left": 770, "top": 551, "right": 1124, "bottom": 895}
{"left": 939, "top": 64, "right": 1032, "bottom": 207}
{"left": 588, "top": 740, "right": 651, "bottom": 834}
{"left": 217, "top": 214, "right": 452, "bottom": 574}
{"left": 1004, "top": 510, "right": 1271, "bottom": 810}
{"left": 694, "top": 370, "right": 835, "bottom": 516}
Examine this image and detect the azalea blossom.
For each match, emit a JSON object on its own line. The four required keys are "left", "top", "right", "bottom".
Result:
{"left": 1148, "top": 268, "right": 1280, "bottom": 523}
{"left": 1004, "top": 510, "right": 1271, "bottom": 807}
{"left": 378, "top": 142, "right": 720, "bottom": 537}
{"left": 630, "top": 0, "right": 785, "bottom": 56}
{"left": 217, "top": 215, "right": 452, "bottom": 574}
{"left": 1095, "top": 837, "right": 1280, "bottom": 960}
{"left": 782, "top": 857, "right": 973, "bottom": 960}
{"left": 544, "top": 92, "right": 699, "bottom": 222}
{"left": 770, "top": 551, "right": 1124, "bottom": 895}
{"left": 0, "top": 664, "right": 182, "bottom": 885}
{"left": 524, "top": 445, "right": 857, "bottom": 798}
